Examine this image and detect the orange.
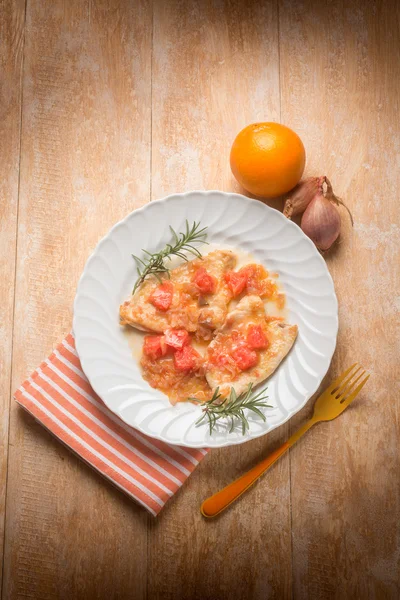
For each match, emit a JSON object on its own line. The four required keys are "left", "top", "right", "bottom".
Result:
{"left": 230, "top": 122, "right": 306, "bottom": 198}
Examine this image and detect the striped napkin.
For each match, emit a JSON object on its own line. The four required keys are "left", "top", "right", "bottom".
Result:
{"left": 15, "top": 333, "right": 208, "bottom": 515}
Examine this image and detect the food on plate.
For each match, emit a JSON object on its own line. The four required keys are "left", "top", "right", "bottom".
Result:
{"left": 194, "top": 383, "right": 272, "bottom": 435}
{"left": 141, "top": 330, "right": 210, "bottom": 405}
{"left": 122, "top": 222, "right": 297, "bottom": 428}
{"left": 205, "top": 295, "right": 298, "bottom": 397}
{"left": 131, "top": 220, "right": 208, "bottom": 294}
{"left": 224, "top": 263, "right": 280, "bottom": 301}
{"left": 230, "top": 122, "right": 305, "bottom": 198}
{"left": 120, "top": 249, "right": 236, "bottom": 337}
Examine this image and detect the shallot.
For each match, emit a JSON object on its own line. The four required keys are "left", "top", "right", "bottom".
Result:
{"left": 283, "top": 176, "right": 324, "bottom": 218}
{"left": 301, "top": 192, "right": 341, "bottom": 251}
{"left": 284, "top": 175, "right": 353, "bottom": 251}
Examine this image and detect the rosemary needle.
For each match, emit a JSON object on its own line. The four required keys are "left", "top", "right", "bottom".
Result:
{"left": 131, "top": 220, "right": 208, "bottom": 294}
{"left": 192, "top": 383, "right": 271, "bottom": 436}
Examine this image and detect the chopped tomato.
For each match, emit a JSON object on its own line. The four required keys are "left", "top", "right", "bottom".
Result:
{"left": 224, "top": 271, "right": 248, "bottom": 297}
{"left": 192, "top": 267, "right": 217, "bottom": 294}
{"left": 241, "top": 264, "right": 260, "bottom": 292}
{"left": 143, "top": 335, "right": 167, "bottom": 360}
{"left": 233, "top": 346, "right": 258, "bottom": 371}
{"left": 148, "top": 281, "right": 173, "bottom": 311}
{"left": 174, "top": 345, "right": 201, "bottom": 372}
{"left": 247, "top": 324, "right": 268, "bottom": 350}
{"left": 240, "top": 264, "right": 257, "bottom": 277}
{"left": 165, "top": 328, "right": 190, "bottom": 349}
{"left": 225, "top": 265, "right": 270, "bottom": 297}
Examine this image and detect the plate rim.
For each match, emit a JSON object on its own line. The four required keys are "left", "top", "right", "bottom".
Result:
{"left": 73, "top": 190, "right": 338, "bottom": 448}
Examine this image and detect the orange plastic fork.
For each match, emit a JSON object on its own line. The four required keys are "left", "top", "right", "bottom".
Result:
{"left": 201, "top": 364, "right": 370, "bottom": 518}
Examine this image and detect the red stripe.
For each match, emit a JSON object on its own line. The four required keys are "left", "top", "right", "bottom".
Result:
{"left": 65, "top": 332, "right": 75, "bottom": 347}
{"left": 51, "top": 354, "right": 100, "bottom": 396}
{"left": 34, "top": 371, "right": 180, "bottom": 493}
{"left": 20, "top": 381, "right": 170, "bottom": 502}
{"left": 15, "top": 388, "right": 162, "bottom": 515}
{"left": 50, "top": 347, "right": 205, "bottom": 471}
{"left": 42, "top": 362, "right": 190, "bottom": 483}
{"left": 66, "top": 334, "right": 207, "bottom": 465}
{"left": 58, "top": 343, "right": 82, "bottom": 371}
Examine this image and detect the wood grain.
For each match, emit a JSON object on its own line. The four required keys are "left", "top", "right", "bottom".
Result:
{"left": 0, "top": 0, "right": 25, "bottom": 591}
{"left": 2, "top": 0, "right": 400, "bottom": 598}
{"left": 3, "top": 1, "right": 152, "bottom": 598}
{"left": 279, "top": 0, "right": 400, "bottom": 598}
{"left": 149, "top": 2, "right": 291, "bottom": 599}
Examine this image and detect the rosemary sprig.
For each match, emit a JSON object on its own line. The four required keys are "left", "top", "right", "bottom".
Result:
{"left": 192, "top": 383, "right": 271, "bottom": 436}
{"left": 132, "top": 220, "right": 208, "bottom": 294}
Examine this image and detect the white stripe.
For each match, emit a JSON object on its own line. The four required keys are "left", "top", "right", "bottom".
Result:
{"left": 19, "top": 390, "right": 161, "bottom": 511}
{"left": 66, "top": 336, "right": 207, "bottom": 463}
{"left": 62, "top": 338, "right": 79, "bottom": 357}
{"left": 29, "top": 379, "right": 173, "bottom": 497}
{"left": 60, "top": 341, "right": 206, "bottom": 464}
{"left": 37, "top": 367, "right": 182, "bottom": 488}
{"left": 170, "top": 444, "right": 204, "bottom": 464}
{"left": 46, "top": 357, "right": 195, "bottom": 474}
{"left": 18, "top": 401, "right": 157, "bottom": 517}
{"left": 65, "top": 337, "right": 207, "bottom": 463}
{"left": 54, "top": 348, "right": 88, "bottom": 381}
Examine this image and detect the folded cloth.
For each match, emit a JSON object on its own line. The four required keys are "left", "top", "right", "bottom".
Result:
{"left": 15, "top": 333, "right": 208, "bottom": 516}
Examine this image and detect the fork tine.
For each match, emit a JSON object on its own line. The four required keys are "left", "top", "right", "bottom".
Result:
{"left": 339, "top": 374, "right": 370, "bottom": 407}
{"left": 334, "top": 366, "right": 364, "bottom": 399}
{"left": 327, "top": 363, "right": 358, "bottom": 395}
{"left": 337, "top": 369, "right": 366, "bottom": 401}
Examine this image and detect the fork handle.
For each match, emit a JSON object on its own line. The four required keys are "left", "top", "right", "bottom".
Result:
{"left": 200, "top": 419, "right": 316, "bottom": 518}
{"left": 201, "top": 442, "right": 290, "bottom": 517}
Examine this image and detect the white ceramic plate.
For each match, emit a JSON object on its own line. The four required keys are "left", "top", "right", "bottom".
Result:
{"left": 73, "top": 191, "right": 338, "bottom": 448}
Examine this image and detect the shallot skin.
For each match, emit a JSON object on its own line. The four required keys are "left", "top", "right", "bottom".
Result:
{"left": 301, "top": 193, "right": 341, "bottom": 251}
{"left": 283, "top": 175, "right": 352, "bottom": 251}
{"left": 283, "top": 176, "right": 324, "bottom": 218}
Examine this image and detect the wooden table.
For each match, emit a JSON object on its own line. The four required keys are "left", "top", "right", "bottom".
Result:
{"left": 1, "top": 1, "right": 399, "bottom": 598}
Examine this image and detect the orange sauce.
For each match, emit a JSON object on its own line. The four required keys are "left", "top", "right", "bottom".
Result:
{"left": 207, "top": 319, "right": 269, "bottom": 384}
{"left": 207, "top": 329, "right": 244, "bottom": 380}
{"left": 141, "top": 354, "right": 211, "bottom": 405}
{"left": 126, "top": 246, "right": 288, "bottom": 405}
